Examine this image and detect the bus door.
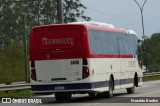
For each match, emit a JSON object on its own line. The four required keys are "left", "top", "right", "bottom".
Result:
{"left": 117, "top": 35, "right": 127, "bottom": 88}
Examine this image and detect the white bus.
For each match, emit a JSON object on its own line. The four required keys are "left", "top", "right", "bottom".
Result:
{"left": 29, "top": 21, "right": 143, "bottom": 101}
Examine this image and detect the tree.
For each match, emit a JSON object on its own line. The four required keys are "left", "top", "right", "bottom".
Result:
{"left": 142, "top": 33, "right": 160, "bottom": 72}
{"left": 63, "top": 0, "right": 90, "bottom": 23}
{"left": 0, "top": 40, "right": 25, "bottom": 83}
{"left": 0, "top": 0, "right": 91, "bottom": 49}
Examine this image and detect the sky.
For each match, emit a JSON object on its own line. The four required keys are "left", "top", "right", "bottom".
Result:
{"left": 80, "top": 0, "right": 160, "bottom": 38}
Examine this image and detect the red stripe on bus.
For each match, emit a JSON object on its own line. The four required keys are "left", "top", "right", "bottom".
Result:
{"left": 89, "top": 54, "right": 134, "bottom": 58}
{"left": 29, "top": 54, "right": 135, "bottom": 61}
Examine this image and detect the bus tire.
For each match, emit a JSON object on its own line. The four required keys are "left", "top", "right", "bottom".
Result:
{"left": 55, "top": 93, "right": 72, "bottom": 102}
{"left": 127, "top": 75, "right": 136, "bottom": 94}
{"left": 88, "top": 92, "right": 97, "bottom": 97}
{"left": 105, "top": 77, "right": 114, "bottom": 98}
{"left": 127, "top": 87, "right": 135, "bottom": 94}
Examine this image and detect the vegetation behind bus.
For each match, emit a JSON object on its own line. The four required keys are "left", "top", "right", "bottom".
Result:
{"left": 140, "top": 33, "right": 160, "bottom": 72}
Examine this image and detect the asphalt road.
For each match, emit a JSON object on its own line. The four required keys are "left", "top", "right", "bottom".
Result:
{"left": 1, "top": 80, "right": 160, "bottom": 106}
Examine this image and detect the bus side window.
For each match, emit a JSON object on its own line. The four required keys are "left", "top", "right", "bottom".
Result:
{"left": 108, "top": 32, "right": 119, "bottom": 54}
{"left": 89, "top": 30, "right": 103, "bottom": 54}
{"left": 101, "top": 31, "right": 110, "bottom": 54}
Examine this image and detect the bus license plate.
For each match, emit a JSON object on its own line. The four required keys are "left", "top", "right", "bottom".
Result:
{"left": 55, "top": 86, "right": 65, "bottom": 90}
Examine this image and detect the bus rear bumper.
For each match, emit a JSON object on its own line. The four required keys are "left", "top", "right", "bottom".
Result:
{"left": 31, "top": 81, "right": 107, "bottom": 94}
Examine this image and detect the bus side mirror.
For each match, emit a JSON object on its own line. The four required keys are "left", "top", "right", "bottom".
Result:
{"left": 142, "top": 65, "right": 148, "bottom": 72}
{"left": 138, "top": 39, "right": 142, "bottom": 43}
{"left": 138, "top": 39, "right": 143, "bottom": 46}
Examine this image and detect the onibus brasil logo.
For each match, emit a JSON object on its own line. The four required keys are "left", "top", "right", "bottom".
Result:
{"left": 1, "top": 98, "right": 42, "bottom": 104}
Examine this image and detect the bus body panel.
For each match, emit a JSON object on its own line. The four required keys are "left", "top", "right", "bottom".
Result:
{"left": 31, "top": 57, "right": 143, "bottom": 93}
{"left": 34, "top": 59, "right": 82, "bottom": 82}
{"left": 29, "top": 23, "right": 143, "bottom": 94}
{"left": 88, "top": 57, "right": 142, "bottom": 89}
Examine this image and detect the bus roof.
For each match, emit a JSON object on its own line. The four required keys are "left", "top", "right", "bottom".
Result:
{"left": 32, "top": 21, "right": 138, "bottom": 35}
{"left": 68, "top": 21, "right": 127, "bottom": 34}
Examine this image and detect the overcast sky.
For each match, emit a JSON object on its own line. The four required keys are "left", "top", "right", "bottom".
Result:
{"left": 81, "top": 0, "right": 160, "bottom": 38}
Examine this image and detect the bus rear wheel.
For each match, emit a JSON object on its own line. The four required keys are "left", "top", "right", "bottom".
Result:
{"left": 55, "top": 93, "right": 72, "bottom": 102}
{"left": 88, "top": 92, "right": 97, "bottom": 97}
{"left": 127, "top": 87, "right": 135, "bottom": 94}
{"left": 105, "top": 77, "right": 114, "bottom": 98}
{"left": 127, "top": 74, "right": 137, "bottom": 94}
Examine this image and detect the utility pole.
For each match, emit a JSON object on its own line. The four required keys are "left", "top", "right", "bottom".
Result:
{"left": 22, "top": 13, "right": 28, "bottom": 83}
{"left": 133, "top": 0, "right": 148, "bottom": 71}
{"left": 21, "top": 1, "right": 29, "bottom": 83}
{"left": 56, "top": 0, "right": 64, "bottom": 23}
{"left": 133, "top": 0, "right": 147, "bottom": 38}
{"left": 38, "top": 0, "right": 40, "bottom": 24}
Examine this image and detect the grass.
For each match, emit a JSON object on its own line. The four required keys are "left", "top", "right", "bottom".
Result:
{"left": 0, "top": 52, "right": 26, "bottom": 83}
{"left": 143, "top": 75, "right": 160, "bottom": 82}
{"left": 0, "top": 89, "right": 31, "bottom": 98}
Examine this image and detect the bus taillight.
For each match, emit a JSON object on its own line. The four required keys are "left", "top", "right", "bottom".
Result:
{"left": 31, "top": 68, "right": 37, "bottom": 81}
{"left": 82, "top": 66, "right": 89, "bottom": 79}
{"left": 30, "top": 61, "right": 37, "bottom": 81}
{"left": 31, "top": 61, "right": 35, "bottom": 68}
